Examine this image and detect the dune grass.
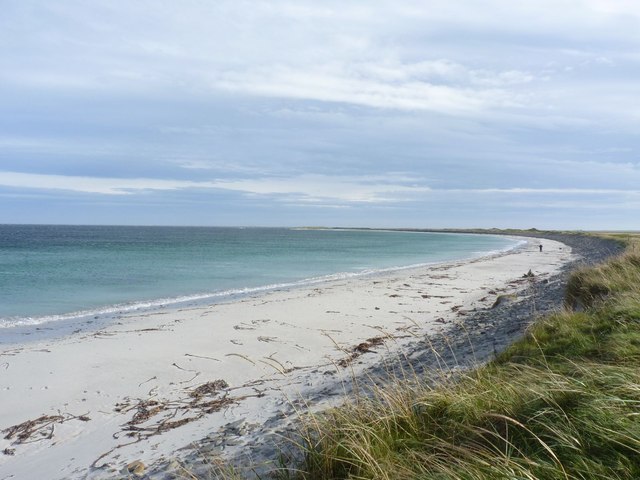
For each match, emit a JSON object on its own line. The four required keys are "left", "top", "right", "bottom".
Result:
{"left": 284, "top": 234, "right": 640, "bottom": 480}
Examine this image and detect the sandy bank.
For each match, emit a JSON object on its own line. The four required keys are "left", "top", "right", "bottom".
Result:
{"left": 0, "top": 237, "right": 573, "bottom": 479}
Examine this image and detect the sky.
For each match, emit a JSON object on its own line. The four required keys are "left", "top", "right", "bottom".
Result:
{"left": 1, "top": 1, "right": 639, "bottom": 229}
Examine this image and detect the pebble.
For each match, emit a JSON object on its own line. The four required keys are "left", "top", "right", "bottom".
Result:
{"left": 125, "top": 460, "right": 145, "bottom": 477}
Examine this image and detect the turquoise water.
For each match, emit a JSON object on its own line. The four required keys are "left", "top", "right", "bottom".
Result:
{"left": 0, "top": 226, "right": 521, "bottom": 328}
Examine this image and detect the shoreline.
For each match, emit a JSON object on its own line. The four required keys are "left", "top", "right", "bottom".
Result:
{"left": 0, "top": 235, "right": 597, "bottom": 479}
{"left": 0, "top": 232, "right": 524, "bottom": 345}
{"left": 217, "top": 232, "right": 624, "bottom": 478}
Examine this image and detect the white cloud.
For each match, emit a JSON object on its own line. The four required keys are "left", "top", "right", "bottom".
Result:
{"left": 587, "top": 0, "right": 640, "bottom": 16}
{"left": 211, "top": 63, "right": 525, "bottom": 114}
{"left": 173, "top": 159, "right": 265, "bottom": 175}
{"left": 0, "top": 171, "right": 429, "bottom": 204}
{"left": 3, "top": 171, "right": 639, "bottom": 204}
{"left": 213, "top": 175, "right": 430, "bottom": 203}
{"left": 457, "top": 188, "right": 640, "bottom": 195}
{"left": 0, "top": 172, "right": 203, "bottom": 196}
{"left": 1, "top": 1, "right": 640, "bottom": 227}
{"left": 2, "top": 0, "right": 637, "bottom": 122}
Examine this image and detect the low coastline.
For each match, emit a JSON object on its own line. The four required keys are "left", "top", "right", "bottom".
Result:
{"left": 0, "top": 230, "right": 521, "bottom": 345}
{"left": 210, "top": 232, "right": 624, "bottom": 478}
{"left": 0, "top": 234, "right": 618, "bottom": 479}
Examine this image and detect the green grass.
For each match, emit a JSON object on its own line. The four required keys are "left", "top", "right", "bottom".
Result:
{"left": 284, "top": 234, "right": 640, "bottom": 480}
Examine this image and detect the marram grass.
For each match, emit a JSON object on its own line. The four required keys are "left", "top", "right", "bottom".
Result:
{"left": 284, "top": 234, "right": 640, "bottom": 480}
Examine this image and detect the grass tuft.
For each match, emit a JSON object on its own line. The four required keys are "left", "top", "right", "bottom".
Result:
{"left": 283, "top": 234, "right": 640, "bottom": 480}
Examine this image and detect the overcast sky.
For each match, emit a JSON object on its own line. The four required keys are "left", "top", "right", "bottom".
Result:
{"left": 1, "top": 1, "right": 639, "bottom": 229}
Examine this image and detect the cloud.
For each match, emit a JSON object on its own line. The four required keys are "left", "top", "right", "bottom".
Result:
{"left": 1, "top": 0, "right": 637, "bottom": 128}
{"left": 587, "top": 0, "right": 640, "bottom": 16}
{"left": 0, "top": 172, "right": 203, "bottom": 196}
{"left": 3, "top": 171, "right": 639, "bottom": 204}
{"left": 213, "top": 175, "right": 430, "bottom": 203}
{"left": 210, "top": 61, "right": 531, "bottom": 114}
{"left": 0, "top": 171, "right": 429, "bottom": 204}
{"left": 1, "top": 1, "right": 640, "bottom": 228}
{"left": 453, "top": 188, "right": 640, "bottom": 195}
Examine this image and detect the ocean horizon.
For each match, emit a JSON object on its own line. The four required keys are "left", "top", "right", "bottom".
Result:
{"left": 0, "top": 225, "right": 522, "bottom": 331}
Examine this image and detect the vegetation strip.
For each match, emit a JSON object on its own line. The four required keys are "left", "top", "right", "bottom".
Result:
{"left": 281, "top": 233, "right": 640, "bottom": 479}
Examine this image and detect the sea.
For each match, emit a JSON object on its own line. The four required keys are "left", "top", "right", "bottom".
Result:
{"left": 0, "top": 225, "right": 522, "bottom": 337}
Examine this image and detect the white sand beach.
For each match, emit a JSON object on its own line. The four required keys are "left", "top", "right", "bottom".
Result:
{"left": 0, "top": 237, "right": 574, "bottom": 479}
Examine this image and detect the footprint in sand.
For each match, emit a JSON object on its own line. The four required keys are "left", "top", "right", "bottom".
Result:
{"left": 233, "top": 324, "right": 256, "bottom": 331}
{"left": 257, "top": 336, "right": 280, "bottom": 343}
{"left": 251, "top": 319, "right": 271, "bottom": 325}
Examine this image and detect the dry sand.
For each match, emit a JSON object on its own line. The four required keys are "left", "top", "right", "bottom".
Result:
{"left": 0, "top": 237, "right": 574, "bottom": 479}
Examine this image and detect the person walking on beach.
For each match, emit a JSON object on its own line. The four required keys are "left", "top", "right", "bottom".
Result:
{"left": 539, "top": 244, "right": 543, "bottom": 252}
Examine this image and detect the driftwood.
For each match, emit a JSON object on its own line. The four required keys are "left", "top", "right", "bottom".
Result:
{"left": 93, "top": 378, "right": 254, "bottom": 468}
{"left": 115, "top": 379, "right": 239, "bottom": 442}
{"left": 337, "top": 336, "right": 386, "bottom": 368}
{"left": 3, "top": 412, "right": 90, "bottom": 445}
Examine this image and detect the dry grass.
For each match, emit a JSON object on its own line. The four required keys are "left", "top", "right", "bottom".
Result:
{"left": 279, "top": 234, "right": 640, "bottom": 480}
